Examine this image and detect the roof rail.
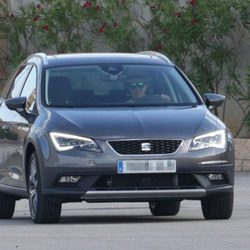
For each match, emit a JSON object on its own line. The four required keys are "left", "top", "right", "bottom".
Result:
{"left": 28, "top": 52, "right": 48, "bottom": 65}
{"left": 137, "top": 51, "right": 172, "bottom": 64}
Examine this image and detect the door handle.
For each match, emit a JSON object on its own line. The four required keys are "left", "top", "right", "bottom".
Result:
{"left": 2, "top": 125, "right": 11, "bottom": 132}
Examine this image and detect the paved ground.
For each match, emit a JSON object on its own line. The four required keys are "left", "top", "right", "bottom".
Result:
{"left": 0, "top": 172, "right": 249, "bottom": 250}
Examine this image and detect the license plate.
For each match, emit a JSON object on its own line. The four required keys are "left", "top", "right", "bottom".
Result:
{"left": 117, "top": 160, "right": 176, "bottom": 174}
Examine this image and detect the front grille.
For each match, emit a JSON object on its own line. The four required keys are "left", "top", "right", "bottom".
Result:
{"left": 108, "top": 140, "right": 182, "bottom": 155}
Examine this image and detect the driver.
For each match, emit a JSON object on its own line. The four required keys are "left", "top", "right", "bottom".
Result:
{"left": 125, "top": 74, "right": 148, "bottom": 102}
{"left": 125, "top": 74, "right": 171, "bottom": 103}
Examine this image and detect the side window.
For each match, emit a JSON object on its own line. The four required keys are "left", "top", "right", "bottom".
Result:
{"left": 20, "top": 66, "right": 37, "bottom": 112}
{"left": 7, "top": 65, "right": 32, "bottom": 99}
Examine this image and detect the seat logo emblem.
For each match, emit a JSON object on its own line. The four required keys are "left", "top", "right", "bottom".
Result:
{"left": 141, "top": 142, "right": 151, "bottom": 152}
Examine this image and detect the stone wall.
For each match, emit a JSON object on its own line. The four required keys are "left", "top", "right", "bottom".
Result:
{"left": 235, "top": 139, "right": 250, "bottom": 172}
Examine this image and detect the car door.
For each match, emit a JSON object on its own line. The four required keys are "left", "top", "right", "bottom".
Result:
{"left": 0, "top": 64, "right": 37, "bottom": 190}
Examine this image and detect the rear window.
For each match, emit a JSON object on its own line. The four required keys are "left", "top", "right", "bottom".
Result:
{"left": 44, "top": 64, "right": 199, "bottom": 107}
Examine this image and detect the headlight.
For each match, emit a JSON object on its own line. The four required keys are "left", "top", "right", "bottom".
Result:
{"left": 189, "top": 130, "right": 226, "bottom": 151}
{"left": 50, "top": 132, "right": 102, "bottom": 152}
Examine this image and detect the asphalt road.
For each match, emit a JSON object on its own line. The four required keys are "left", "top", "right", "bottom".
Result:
{"left": 0, "top": 172, "right": 249, "bottom": 250}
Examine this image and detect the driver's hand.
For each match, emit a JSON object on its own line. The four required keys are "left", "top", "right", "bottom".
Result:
{"left": 160, "top": 94, "right": 171, "bottom": 102}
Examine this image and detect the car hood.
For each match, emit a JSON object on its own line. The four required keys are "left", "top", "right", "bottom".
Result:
{"left": 47, "top": 105, "right": 222, "bottom": 140}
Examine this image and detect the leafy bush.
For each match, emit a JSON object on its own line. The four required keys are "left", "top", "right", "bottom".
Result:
{"left": 0, "top": 0, "right": 137, "bottom": 68}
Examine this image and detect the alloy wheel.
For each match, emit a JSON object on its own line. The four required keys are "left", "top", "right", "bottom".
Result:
{"left": 28, "top": 155, "right": 38, "bottom": 219}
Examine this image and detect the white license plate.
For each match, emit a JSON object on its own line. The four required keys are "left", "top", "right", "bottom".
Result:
{"left": 117, "top": 160, "right": 176, "bottom": 174}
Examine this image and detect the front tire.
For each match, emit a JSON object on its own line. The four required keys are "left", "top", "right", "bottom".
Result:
{"left": 201, "top": 192, "right": 234, "bottom": 220}
{"left": 149, "top": 200, "right": 181, "bottom": 216}
{"left": 28, "top": 152, "right": 61, "bottom": 223}
{"left": 0, "top": 193, "right": 15, "bottom": 219}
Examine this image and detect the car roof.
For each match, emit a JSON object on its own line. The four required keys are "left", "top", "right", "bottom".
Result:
{"left": 27, "top": 52, "right": 174, "bottom": 68}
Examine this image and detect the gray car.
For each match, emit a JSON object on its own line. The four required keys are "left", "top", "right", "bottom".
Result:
{"left": 0, "top": 52, "right": 234, "bottom": 223}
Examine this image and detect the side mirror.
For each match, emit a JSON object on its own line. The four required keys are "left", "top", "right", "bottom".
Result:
{"left": 203, "top": 93, "right": 225, "bottom": 109}
{"left": 5, "top": 97, "right": 36, "bottom": 123}
{"left": 5, "top": 97, "right": 27, "bottom": 111}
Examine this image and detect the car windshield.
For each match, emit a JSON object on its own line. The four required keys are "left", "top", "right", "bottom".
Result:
{"left": 44, "top": 64, "right": 199, "bottom": 107}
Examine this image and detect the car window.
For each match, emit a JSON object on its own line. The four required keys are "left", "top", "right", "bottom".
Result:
{"left": 44, "top": 64, "right": 199, "bottom": 107}
{"left": 7, "top": 64, "right": 32, "bottom": 99}
{"left": 20, "top": 66, "right": 37, "bottom": 112}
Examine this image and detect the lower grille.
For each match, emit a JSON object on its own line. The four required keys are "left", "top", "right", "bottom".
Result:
{"left": 108, "top": 139, "right": 182, "bottom": 155}
{"left": 92, "top": 174, "right": 199, "bottom": 191}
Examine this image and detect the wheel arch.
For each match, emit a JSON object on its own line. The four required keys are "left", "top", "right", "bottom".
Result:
{"left": 24, "top": 134, "right": 46, "bottom": 191}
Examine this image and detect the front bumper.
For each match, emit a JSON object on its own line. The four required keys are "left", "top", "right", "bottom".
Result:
{"left": 40, "top": 168, "right": 234, "bottom": 202}
{"left": 38, "top": 137, "right": 234, "bottom": 202}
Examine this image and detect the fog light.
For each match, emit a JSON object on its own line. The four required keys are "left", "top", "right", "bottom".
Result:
{"left": 58, "top": 176, "right": 81, "bottom": 183}
{"left": 207, "top": 174, "right": 224, "bottom": 181}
